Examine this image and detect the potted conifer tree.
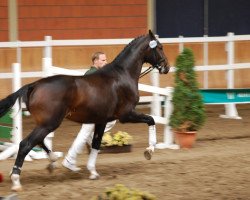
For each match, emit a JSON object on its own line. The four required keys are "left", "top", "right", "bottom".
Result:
{"left": 169, "top": 48, "right": 205, "bottom": 148}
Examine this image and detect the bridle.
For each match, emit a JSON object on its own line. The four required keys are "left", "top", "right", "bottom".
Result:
{"left": 139, "top": 41, "right": 166, "bottom": 78}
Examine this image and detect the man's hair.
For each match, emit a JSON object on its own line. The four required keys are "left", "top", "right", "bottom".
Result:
{"left": 91, "top": 52, "right": 105, "bottom": 63}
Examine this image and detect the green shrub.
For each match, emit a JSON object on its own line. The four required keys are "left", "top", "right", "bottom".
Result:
{"left": 91, "top": 184, "right": 156, "bottom": 200}
{"left": 169, "top": 48, "right": 206, "bottom": 132}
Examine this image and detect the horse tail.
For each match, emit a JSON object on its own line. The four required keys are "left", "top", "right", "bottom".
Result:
{"left": 0, "top": 84, "right": 32, "bottom": 118}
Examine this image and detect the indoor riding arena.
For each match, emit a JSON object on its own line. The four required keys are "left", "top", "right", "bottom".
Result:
{"left": 1, "top": 105, "right": 250, "bottom": 199}
{"left": 1, "top": 0, "right": 250, "bottom": 199}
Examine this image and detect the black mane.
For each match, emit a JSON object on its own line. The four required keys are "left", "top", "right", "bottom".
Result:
{"left": 112, "top": 34, "right": 147, "bottom": 63}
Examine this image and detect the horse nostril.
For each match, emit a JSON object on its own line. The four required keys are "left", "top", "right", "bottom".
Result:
{"left": 162, "top": 66, "right": 170, "bottom": 74}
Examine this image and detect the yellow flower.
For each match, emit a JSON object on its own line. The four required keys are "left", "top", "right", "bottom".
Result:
{"left": 101, "top": 132, "right": 113, "bottom": 146}
{"left": 101, "top": 131, "right": 133, "bottom": 147}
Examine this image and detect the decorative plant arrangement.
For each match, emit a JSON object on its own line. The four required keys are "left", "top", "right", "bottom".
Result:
{"left": 91, "top": 184, "right": 156, "bottom": 200}
{"left": 169, "top": 48, "right": 206, "bottom": 148}
{"left": 100, "top": 131, "right": 133, "bottom": 153}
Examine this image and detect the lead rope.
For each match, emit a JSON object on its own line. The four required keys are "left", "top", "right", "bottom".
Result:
{"left": 139, "top": 66, "right": 154, "bottom": 78}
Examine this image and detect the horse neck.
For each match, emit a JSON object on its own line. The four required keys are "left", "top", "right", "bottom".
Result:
{"left": 113, "top": 36, "right": 149, "bottom": 80}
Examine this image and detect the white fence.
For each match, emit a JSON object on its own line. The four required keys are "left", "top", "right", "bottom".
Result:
{"left": 1, "top": 32, "right": 250, "bottom": 117}
{"left": 0, "top": 33, "right": 250, "bottom": 153}
{"left": 1, "top": 32, "right": 250, "bottom": 89}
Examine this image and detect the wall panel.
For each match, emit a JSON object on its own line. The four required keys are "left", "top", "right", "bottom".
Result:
{"left": 0, "top": 0, "right": 8, "bottom": 41}
{"left": 18, "top": 0, "right": 147, "bottom": 41}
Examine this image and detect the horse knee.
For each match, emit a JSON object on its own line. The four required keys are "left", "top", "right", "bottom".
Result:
{"left": 147, "top": 116, "right": 155, "bottom": 126}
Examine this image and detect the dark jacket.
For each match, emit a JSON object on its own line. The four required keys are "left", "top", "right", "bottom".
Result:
{"left": 84, "top": 66, "right": 98, "bottom": 75}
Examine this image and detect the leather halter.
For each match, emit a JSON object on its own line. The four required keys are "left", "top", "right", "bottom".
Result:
{"left": 139, "top": 46, "right": 165, "bottom": 78}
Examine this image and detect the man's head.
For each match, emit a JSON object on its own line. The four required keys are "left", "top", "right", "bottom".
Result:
{"left": 92, "top": 52, "right": 107, "bottom": 69}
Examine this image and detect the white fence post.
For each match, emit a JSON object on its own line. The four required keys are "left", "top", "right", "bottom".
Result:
{"left": 150, "top": 69, "right": 161, "bottom": 116}
{"left": 203, "top": 35, "right": 209, "bottom": 89}
{"left": 179, "top": 35, "right": 184, "bottom": 53}
{"left": 155, "top": 87, "right": 179, "bottom": 149}
{"left": 0, "top": 63, "right": 23, "bottom": 160}
{"left": 42, "top": 57, "right": 53, "bottom": 77}
{"left": 44, "top": 36, "right": 52, "bottom": 58}
{"left": 12, "top": 63, "right": 22, "bottom": 146}
{"left": 42, "top": 35, "right": 54, "bottom": 150}
{"left": 43, "top": 36, "right": 53, "bottom": 77}
{"left": 163, "top": 87, "right": 173, "bottom": 145}
{"left": 220, "top": 32, "right": 241, "bottom": 119}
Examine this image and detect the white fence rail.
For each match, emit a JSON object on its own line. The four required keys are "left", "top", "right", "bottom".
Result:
{"left": 1, "top": 32, "right": 250, "bottom": 88}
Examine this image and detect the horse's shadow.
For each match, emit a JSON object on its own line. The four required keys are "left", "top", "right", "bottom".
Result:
{"left": 18, "top": 161, "right": 148, "bottom": 186}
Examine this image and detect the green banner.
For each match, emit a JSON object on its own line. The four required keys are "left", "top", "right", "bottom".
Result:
{"left": 0, "top": 126, "right": 12, "bottom": 139}
{"left": 200, "top": 89, "right": 250, "bottom": 104}
{"left": 0, "top": 110, "right": 12, "bottom": 125}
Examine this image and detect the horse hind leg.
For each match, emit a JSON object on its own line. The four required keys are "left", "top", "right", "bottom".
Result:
{"left": 40, "top": 141, "right": 58, "bottom": 161}
{"left": 39, "top": 141, "right": 59, "bottom": 173}
{"left": 10, "top": 126, "right": 54, "bottom": 191}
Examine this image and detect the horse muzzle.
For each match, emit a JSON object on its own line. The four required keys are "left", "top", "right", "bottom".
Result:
{"left": 159, "top": 65, "right": 170, "bottom": 74}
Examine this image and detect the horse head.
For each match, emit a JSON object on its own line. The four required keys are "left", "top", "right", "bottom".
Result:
{"left": 144, "top": 30, "right": 170, "bottom": 74}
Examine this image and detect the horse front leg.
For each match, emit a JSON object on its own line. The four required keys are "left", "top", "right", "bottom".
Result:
{"left": 87, "top": 123, "right": 106, "bottom": 180}
{"left": 119, "top": 111, "right": 156, "bottom": 160}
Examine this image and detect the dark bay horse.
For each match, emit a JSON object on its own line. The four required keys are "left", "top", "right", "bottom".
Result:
{"left": 0, "top": 30, "right": 170, "bottom": 191}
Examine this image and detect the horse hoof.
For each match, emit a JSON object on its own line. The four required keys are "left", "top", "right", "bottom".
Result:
{"left": 89, "top": 171, "right": 100, "bottom": 180}
{"left": 48, "top": 152, "right": 58, "bottom": 162}
{"left": 11, "top": 185, "right": 22, "bottom": 192}
{"left": 89, "top": 174, "right": 100, "bottom": 180}
{"left": 144, "top": 150, "right": 152, "bottom": 160}
{"left": 47, "top": 163, "right": 56, "bottom": 173}
{"left": 11, "top": 174, "right": 22, "bottom": 192}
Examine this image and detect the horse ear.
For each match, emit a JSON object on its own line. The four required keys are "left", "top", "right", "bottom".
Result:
{"left": 148, "top": 30, "right": 156, "bottom": 40}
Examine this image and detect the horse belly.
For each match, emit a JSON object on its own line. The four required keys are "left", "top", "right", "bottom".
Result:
{"left": 66, "top": 101, "right": 113, "bottom": 124}
{"left": 66, "top": 110, "right": 107, "bottom": 124}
